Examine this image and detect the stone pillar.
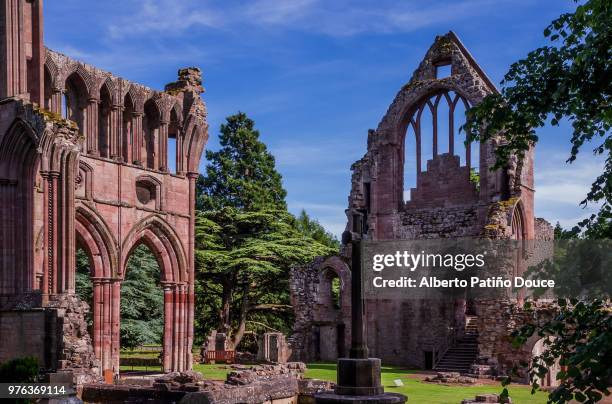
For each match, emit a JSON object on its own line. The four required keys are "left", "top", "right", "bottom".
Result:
{"left": 131, "top": 112, "right": 143, "bottom": 165}
{"left": 102, "top": 278, "right": 111, "bottom": 372}
{"left": 158, "top": 120, "right": 169, "bottom": 171}
{"left": 0, "top": 0, "right": 28, "bottom": 99}
{"left": 172, "top": 285, "right": 179, "bottom": 370}
{"left": 46, "top": 171, "right": 60, "bottom": 297}
{"left": 50, "top": 89, "right": 63, "bottom": 115}
{"left": 186, "top": 173, "right": 197, "bottom": 370}
{"left": 109, "top": 105, "right": 122, "bottom": 159}
{"left": 92, "top": 279, "right": 102, "bottom": 362}
{"left": 178, "top": 284, "right": 185, "bottom": 371}
{"left": 86, "top": 98, "right": 99, "bottom": 155}
{"left": 111, "top": 280, "right": 121, "bottom": 374}
{"left": 162, "top": 284, "right": 173, "bottom": 371}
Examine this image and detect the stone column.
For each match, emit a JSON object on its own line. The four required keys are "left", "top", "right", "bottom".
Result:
{"left": 178, "top": 284, "right": 186, "bottom": 371}
{"left": 111, "top": 280, "right": 121, "bottom": 374}
{"left": 186, "top": 172, "right": 198, "bottom": 370}
{"left": 92, "top": 278, "right": 103, "bottom": 361}
{"left": 86, "top": 98, "right": 99, "bottom": 155}
{"left": 46, "top": 171, "right": 60, "bottom": 297}
{"left": 0, "top": 0, "right": 28, "bottom": 99}
{"left": 131, "top": 112, "right": 143, "bottom": 165}
{"left": 173, "top": 285, "right": 180, "bottom": 370}
{"left": 102, "top": 278, "right": 112, "bottom": 372}
{"left": 109, "top": 105, "right": 122, "bottom": 159}
{"left": 162, "top": 283, "right": 174, "bottom": 371}
{"left": 50, "top": 89, "right": 63, "bottom": 115}
{"left": 158, "top": 120, "right": 169, "bottom": 171}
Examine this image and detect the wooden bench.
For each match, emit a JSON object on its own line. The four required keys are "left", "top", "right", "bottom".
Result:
{"left": 204, "top": 350, "right": 235, "bottom": 364}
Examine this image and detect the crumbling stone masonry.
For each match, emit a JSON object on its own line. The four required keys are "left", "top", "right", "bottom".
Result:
{"left": 290, "top": 32, "right": 554, "bottom": 381}
{"left": 0, "top": 0, "right": 208, "bottom": 380}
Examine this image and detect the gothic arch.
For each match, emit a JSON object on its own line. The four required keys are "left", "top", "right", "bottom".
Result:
{"left": 317, "top": 256, "right": 351, "bottom": 309}
{"left": 62, "top": 64, "right": 95, "bottom": 98}
{"left": 44, "top": 55, "right": 59, "bottom": 90}
{"left": 183, "top": 118, "right": 208, "bottom": 173}
{"left": 120, "top": 215, "right": 187, "bottom": 283}
{"left": 511, "top": 201, "right": 527, "bottom": 241}
{"left": 75, "top": 204, "right": 119, "bottom": 279}
{"left": 0, "top": 120, "right": 39, "bottom": 294}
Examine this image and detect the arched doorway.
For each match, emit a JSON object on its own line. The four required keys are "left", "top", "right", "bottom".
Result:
{"left": 75, "top": 212, "right": 191, "bottom": 376}
{"left": 315, "top": 268, "right": 345, "bottom": 360}
{"left": 119, "top": 244, "right": 164, "bottom": 373}
{"left": 120, "top": 216, "right": 191, "bottom": 373}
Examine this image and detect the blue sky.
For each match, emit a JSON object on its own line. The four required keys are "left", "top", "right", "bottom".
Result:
{"left": 44, "top": 0, "right": 603, "bottom": 236}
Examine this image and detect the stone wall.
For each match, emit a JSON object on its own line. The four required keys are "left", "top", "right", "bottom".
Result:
{"left": 289, "top": 257, "right": 351, "bottom": 362}
{"left": 0, "top": 0, "right": 209, "bottom": 381}
{"left": 289, "top": 32, "right": 553, "bottom": 376}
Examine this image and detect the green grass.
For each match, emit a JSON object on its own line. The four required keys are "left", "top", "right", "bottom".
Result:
{"left": 305, "top": 363, "right": 548, "bottom": 404}
{"left": 192, "top": 363, "right": 234, "bottom": 380}
{"left": 119, "top": 359, "right": 549, "bottom": 404}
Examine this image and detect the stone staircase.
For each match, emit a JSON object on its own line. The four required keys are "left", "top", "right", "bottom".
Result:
{"left": 434, "top": 316, "right": 479, "bottom": 374}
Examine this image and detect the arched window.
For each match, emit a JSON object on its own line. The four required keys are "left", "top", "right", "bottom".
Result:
{"left": 43, "top": 66, "right": 53, "bottom": 111}
{"left": 64, "top": 72, "right": 88, "bottom": 135}
{"left": 167, "top": 107, "right": 180, "bottom": 174}
{"left": 320, "top": 268, "right": 341, "bottom": 310}
{"left": 98, "top": 84, "right": 112, "bottom": 158}
{"left": 143, "top": 99, "right": 160, "bottom": 170}
{"left": 403, "top": 90, "right": 473, "bottom": 201}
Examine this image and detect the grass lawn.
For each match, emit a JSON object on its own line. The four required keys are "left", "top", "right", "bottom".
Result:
{"left": 305, "top": 363, "right": 548, "bottom": 404}
{"left": 119, "top": 359, "right": 549, "bottom": 404}
{"left": 193, "top": 363, "right": 235, "bottom": 380}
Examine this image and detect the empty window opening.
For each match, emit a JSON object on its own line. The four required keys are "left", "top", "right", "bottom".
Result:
{"left": 403, "top": 126, "right": 417, "bottom": 201}
{"left": 167, "top": 136, "right": 177, "bottom": 174}
{"left": 436, "top": 64, "right": 451, "bottom": 79}
{"left": 402, "top": 90, "right": 472, "bottom": 201}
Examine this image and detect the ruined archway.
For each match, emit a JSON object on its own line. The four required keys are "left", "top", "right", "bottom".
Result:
{"left": 120, "top": 215, "right": 190, "bottom": 372}
{"left": 0, "top": 120, "right": 39, "bottom": 296}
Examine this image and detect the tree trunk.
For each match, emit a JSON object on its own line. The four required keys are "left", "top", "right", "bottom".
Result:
{"left": 217, "top": 278, "right": 233, "bottom": 334}
{"left": 230, "top": 283, "right": 250, "bottom": 350}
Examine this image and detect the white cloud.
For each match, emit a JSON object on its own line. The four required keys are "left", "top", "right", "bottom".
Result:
{"left": 107, "top": 0, "right": 221, "bottom": 39}
{"left": 104, "top": 0, "right": 526, "bottom": 39}
{"left": 534, "top": 153, "right": 603, "bottom": 227}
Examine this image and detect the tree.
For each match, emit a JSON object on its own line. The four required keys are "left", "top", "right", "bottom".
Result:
{"left": 120, "top": 244, "right": 164, "bottom": 350}
{"left": 294, "top": 209, "right": 340, "bottom": 249}
{"left": 194, "top": 112, "right": 336, "bottom": 349}
{"left": 75, "top": 245, "right": 164, "bottom": 350}
{"left": 507, "top": 299, "right": 612, "bottom": 404}
{"left": 462, "top": 0, "right": 611, "bottom": 235}
{"left": 195, "top": 208, "right": 333, "bottom": 349}
{"left": 196, "top": 112, "right": 287, "bottom": 212}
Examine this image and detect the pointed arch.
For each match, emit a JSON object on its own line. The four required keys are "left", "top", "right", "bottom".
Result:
{"left": 0, "top": 119, "right": 40, "bottom": 295}
{"left": 120, "top": 215, "right": 187, "bottom": 283}
{"left": 75, "top": 204, "right": 119, "bottom": 279}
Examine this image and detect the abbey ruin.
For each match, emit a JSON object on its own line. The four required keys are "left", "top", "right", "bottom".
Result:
{"left": 290, "top": 32, "right": 557, "bottom": 384}
{"left": 0, "top": 0, "right": 208, "bottom": 382}
{"left": 0, "top": 0, "right": 563, "bottom": 394}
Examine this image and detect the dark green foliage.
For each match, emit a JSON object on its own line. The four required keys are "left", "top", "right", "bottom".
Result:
{"left": 120, "top": 244, "right": 164, "bottom": 350}
{"left": 195, "top": 208, "right": 334, "bottom": 348}
{"left": 462, "top": 0, "right": 611, "bottom": 235}
{"left": 294, "top": 209, "right": 340, "bottom": 249}
{"left": 195, "top": 112, "right": 337, "bottom": 348}
{"left": 75, "top": 248, "right": 93, "bottom": 326}
{"left": 331, "top": 277, "right": 341, "bottom": 310}
{"left": 0, "top": 357, "right": 38, "bottom": 382}
{"left": 75, "top": 245, "right": 164, "bottom": 350}
{"left": 553, "top": 222, "right": 580, "bottom": 240}
{"left": 196, "top": 112, "right": 287, "bottom": 212}
{"left": 508, "top": 299, "right": 612, "bottom": 404}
